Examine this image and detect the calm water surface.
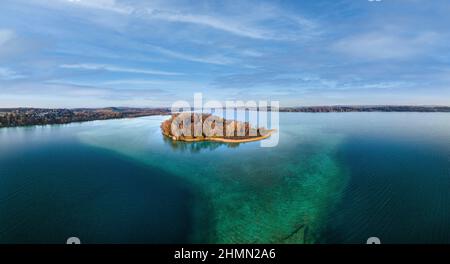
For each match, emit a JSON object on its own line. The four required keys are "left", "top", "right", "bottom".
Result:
{"left": 0, "top": 113, "right": 449, "bottom": 243}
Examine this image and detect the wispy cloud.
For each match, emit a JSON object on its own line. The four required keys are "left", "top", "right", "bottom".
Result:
{"left": 149, "top": 45, "right": 235, "bottom": 65}
{"left": 62, "top": 0, "right": 268, "bottom": 39}
{"left": 239, "top": 49, "right": 264, "bottom": 57}
{"left": 0, "top": 67, "right": 26, "bottom": 80}
{"left": 59, "top": 63, "right": 183, "bottom": 76}
{"left": 2, "top": 0, "right": 449, "bottom": 107}
{"left": 332, "top": 31, "right": 440, "bottom": 60}
{"left": 58, "top": 0, "right": 318, "bottom": 41}
{"left": 63, "top": 0, "right": 133, "bottom": 14}
{"left": 146, "top": 9, "right": 271, "bottom": 40}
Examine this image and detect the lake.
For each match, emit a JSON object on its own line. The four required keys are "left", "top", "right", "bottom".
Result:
{"left": 0, "top": 113, "right": 449, "bottom": 243}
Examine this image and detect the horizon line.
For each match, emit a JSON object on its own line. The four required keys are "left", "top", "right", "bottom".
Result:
{"left": 1, "top": 104, "right": 450, "bottom": 110}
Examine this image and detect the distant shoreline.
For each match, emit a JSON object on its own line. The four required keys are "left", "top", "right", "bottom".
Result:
{"left": 1, "top": 105, "right": 450, "bottom": 112}
{"left": 1, "top": 106, "right": 449, "bottom": 128}
{"left": 0, "top": 107, "right": 171, "bottom": 128}
{"left": 279, "top": 105, "right": 450, "bottom": 113}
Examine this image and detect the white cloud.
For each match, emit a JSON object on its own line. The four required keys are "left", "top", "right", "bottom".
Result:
{"left": 239, "top": 49, "right": 264, "bottom": 57}
{"left": 0, "top": 67, "right": 26, "bottom": 80}
{"left": 60, "top": 63, "right": 183, "bottom": 76}
{"left": 335, "top": 81, "right": 413, "bottom": 91}
{"left": 56, "top": 0, "right": 318, "bottom": 41}
{"left": 61, "top": 0, "right": 275, "bottom": 39}
{"left": 146, "top": 9, "right": 271, "bottom": 40}
{"left": 149, "top": 45, "right": 235, "bottom": 65}
{"left": 63, "top": 0, "right": 133, "bottom": 14}
{"left": 143, "top": 5, "right": 319, "bottom": 41}
{"left": 332, "top": 31, "right": 439, "bottom": 60}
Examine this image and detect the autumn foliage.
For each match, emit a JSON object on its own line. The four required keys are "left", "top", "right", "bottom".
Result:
{"left": 161, "top": 113, "right": 268, "bottom": 141}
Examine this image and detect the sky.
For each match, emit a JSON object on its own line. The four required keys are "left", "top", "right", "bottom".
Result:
{"left": 0, "top": 0, "right": 450, "bottom": 108}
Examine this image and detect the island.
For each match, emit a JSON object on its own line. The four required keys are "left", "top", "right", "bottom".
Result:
{"left": 161, "top": 113, "right": 274, "bottom": 143}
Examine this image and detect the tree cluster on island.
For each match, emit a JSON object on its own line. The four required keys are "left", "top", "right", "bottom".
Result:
{"left": 161, "top": 113, "right": 271, "bottom": 142}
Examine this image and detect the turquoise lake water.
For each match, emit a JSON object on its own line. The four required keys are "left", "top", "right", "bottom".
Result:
{"left": 0, "top": 113, "right": 449, "bottom": 244}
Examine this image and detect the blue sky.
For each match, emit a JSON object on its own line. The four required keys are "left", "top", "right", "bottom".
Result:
{"left": 0, "top": 0, "right": 449, "bottom": 107}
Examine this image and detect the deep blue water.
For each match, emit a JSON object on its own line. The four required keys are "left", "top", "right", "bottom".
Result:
{"left": 0, "top": 125, "right": 194, "bottom": 243}
{"left": 0, "top": 113, "right": 449, "bottom": 244}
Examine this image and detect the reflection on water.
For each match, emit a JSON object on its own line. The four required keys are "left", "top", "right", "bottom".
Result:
{"left": 161, "top": 135, "right": 241, "bottom": 153}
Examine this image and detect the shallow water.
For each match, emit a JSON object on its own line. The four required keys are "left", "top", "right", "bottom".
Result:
{"left": 0, "top": 113, "right": 449, "bottom": 243}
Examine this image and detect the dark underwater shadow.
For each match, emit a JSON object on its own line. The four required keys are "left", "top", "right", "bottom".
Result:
{"left": 0, "top": 142, "right": 214, "bottom": 244}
